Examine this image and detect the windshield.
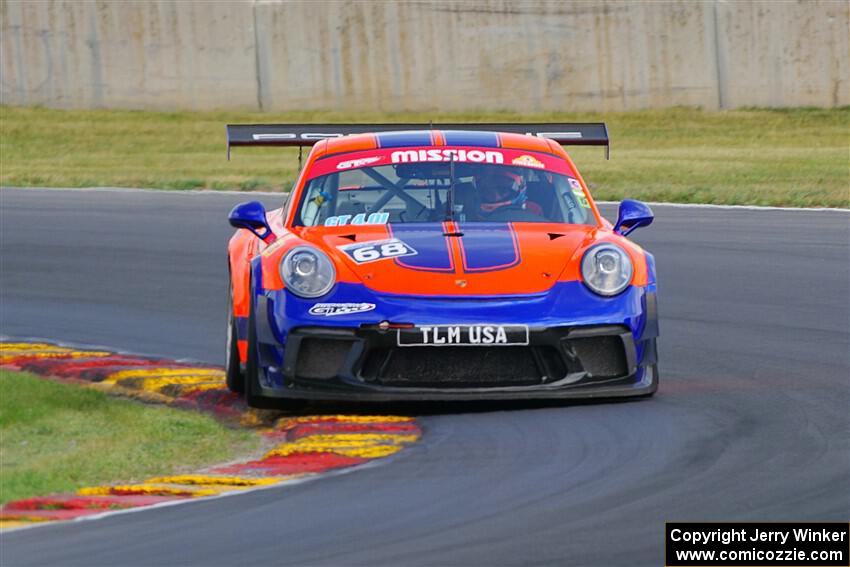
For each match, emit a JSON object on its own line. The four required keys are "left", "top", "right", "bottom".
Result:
{"left": 294, "top": 147, "right": 594, "bottom": 227}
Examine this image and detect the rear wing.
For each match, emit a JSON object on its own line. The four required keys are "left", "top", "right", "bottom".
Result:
{"left": 226, "top": 123, "right": 609, "bottom": 159}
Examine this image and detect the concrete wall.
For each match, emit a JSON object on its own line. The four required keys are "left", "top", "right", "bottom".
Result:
{"left": 2, "top": 0, "right": 847, "bottom": 112}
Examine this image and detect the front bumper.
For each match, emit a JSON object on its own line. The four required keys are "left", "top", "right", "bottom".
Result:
{"left": 252, "top": 281, "right": 658, "bottom": 401}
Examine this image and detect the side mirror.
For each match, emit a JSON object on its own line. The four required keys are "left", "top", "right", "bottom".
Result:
{"left": 614, "top": 199, "right": 654, "bottom": 237}
{"left": 228, "top": 201, "right": 275, "bottom": 242}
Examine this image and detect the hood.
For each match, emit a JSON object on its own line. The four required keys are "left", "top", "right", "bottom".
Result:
{"left": 295, "top": 222, "right": 598, "bottom": 297}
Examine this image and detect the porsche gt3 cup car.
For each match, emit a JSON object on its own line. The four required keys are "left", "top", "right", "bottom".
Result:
{"left": 225, "top": 123, "right": 658, "bottom": 407}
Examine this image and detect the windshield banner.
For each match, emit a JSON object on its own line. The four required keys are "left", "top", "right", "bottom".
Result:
{"left": 307, "top": 147, "right": 576, "bottom": 180}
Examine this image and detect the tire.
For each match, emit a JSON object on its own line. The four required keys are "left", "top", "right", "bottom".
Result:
{"left": 225, "top": 280, "right": 244, "bottom": 394}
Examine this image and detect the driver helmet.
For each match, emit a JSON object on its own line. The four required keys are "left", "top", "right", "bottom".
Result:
{"left": 476, "top": 170, "right": 527, "bottom": 214}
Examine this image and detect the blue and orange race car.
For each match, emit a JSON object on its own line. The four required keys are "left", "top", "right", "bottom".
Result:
{"left": 225, "top": 124, "right": 658, "bottom": 407}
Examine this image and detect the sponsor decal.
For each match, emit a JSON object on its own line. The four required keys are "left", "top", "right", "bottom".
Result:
{"left": 336, "top": 156, "right": 382, "bottom": 170}
{"left": 249, "top": 131, "right": 583, "bottom": 142}
{"left": 308, "top": 303, "right": 376, "bottom": 316}
{"left": 398, "top": 325, "right": 530, "bottom": 347}
{"left": 568, "top": 178, "right": 590, "bottom": 208}
{"left": 306, "top": 147, "right": 577, "bottom": 181}
{"left": 338, "top": 238, "right": 417, "bottom": 264}
{"left": 390, "top": 149, "right": 504, "bottom": 165}
{"left": 252, "top": 133, "right": 343, "bottom": 141}
{"left": 535, "top": 131, "right": 582, "bottom": 139}
{"left": 570, "top": 187, "right": 590, "bottom": 208}
{"left": 511, "top": 154, "right": 545, "bottom": 169}
{"left": 324, "top": 212, "right": 389, "bottom": 227}
{"left": 312, "top": 190, "right": 334, "bottom": 206}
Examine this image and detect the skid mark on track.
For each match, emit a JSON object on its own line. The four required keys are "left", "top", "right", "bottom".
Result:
{"left": 0, "top": 341, "right": 421, "bottom": 529}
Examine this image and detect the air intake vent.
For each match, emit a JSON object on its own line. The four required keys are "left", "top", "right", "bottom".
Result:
{"left": 295, "top": 338, "right": 352, "bottom": 379}
{"left": 570, "top": 336, "right": 627, "bottom": 378}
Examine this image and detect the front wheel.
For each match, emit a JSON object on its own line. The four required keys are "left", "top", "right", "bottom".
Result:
{"left": 225, "top": 281, "right": 245, "bottom": 394}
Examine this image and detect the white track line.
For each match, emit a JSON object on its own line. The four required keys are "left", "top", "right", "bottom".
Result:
{"left": 2, "top": 186, "right": 847, "bottom": 212}
{"left": 0, "top": 186, "right": 285, "bottom": 198}
{"left": 0, "top": 457, "right": 393, "bottom": 535}
{"left": 0, "top": 334, "right": 212, "bottom": 367}
{"left": 596, "top": 201, "right": 848, "bottom": 213}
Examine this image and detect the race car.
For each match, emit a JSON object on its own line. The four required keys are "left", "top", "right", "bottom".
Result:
{"left": 225, "top": 123, "right": 658, "bottom": 407}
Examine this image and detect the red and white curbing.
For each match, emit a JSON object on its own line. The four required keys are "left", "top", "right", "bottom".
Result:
{"left": 0, "top": 341, "right": 421, "bottom": 529}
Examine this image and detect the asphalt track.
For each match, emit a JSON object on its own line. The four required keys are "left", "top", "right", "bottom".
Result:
{"left": 1, "top": 187, "right": 848, "bottom": 566}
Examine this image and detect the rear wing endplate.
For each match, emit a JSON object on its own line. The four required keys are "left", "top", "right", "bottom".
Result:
{"left": 226, "top": 123, "right": 609, "bottom": 159}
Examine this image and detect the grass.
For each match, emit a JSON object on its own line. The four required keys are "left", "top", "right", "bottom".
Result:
{"left": 0, "top": 105, "right": 847, "bottom": 207}
{"left": 0, "top": 370, "right": 258, "bottom": 504}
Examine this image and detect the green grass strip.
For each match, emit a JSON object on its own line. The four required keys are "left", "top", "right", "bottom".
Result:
{"left": 0, "top": 370, "right": 257, "bottom": 504}
{"left": 1, "top": 105, "right": 847, "bottom": 207}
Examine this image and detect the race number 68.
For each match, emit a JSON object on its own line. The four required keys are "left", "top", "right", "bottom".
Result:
{"left": 341, "top": 239, "right": 417, "bottom": 264}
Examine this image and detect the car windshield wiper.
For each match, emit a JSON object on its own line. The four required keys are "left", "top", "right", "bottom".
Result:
{"left": 442, "top": 154, "right": 464, "bottom": 236}
{"left": 444, "top": 153, "right": 456, "bottom": 223}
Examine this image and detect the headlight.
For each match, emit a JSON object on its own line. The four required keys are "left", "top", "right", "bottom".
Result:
{"left": 581, "top": 243, "right": 633, "bottom": 296}
{"left": 280, "top": 246, "right": 336, "bottom": 298}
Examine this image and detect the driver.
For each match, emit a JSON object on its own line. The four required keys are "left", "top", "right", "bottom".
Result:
{"left": 475, "top": 170, "right": 543, "bottom": 218}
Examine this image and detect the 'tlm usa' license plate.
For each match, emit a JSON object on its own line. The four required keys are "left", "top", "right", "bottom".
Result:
{"left": 398, "top": 325, "right": 530, "bottom": 347}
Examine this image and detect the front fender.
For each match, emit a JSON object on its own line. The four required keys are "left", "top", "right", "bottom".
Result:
{"left": 228, "top": 229, "right": 258, "bottom": 319}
